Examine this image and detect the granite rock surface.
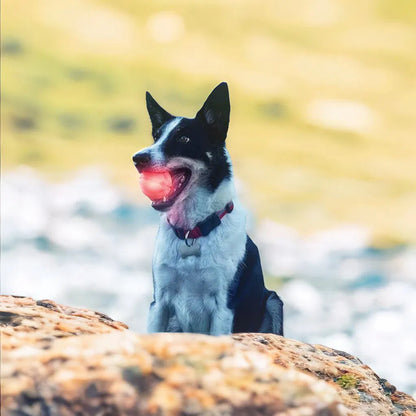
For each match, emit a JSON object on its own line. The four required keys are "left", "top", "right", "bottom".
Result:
{"left": 1, "top": 295, "right": 415, "bottom": 416}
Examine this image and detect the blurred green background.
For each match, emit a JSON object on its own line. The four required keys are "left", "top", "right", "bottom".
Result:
{"left": 2, "top": 0, "right": 416, "bottom": 245}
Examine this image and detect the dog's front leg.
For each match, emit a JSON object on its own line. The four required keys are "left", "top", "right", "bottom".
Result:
{"left": 209, "top": 306, "right": 234, "bottom": 335}
{"left": 147, "top": 301, "right": 170, "bottom": 333}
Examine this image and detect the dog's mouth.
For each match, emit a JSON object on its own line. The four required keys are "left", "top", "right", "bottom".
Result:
{"left": 138, "top": 167, "right": 192, "bottom": 211}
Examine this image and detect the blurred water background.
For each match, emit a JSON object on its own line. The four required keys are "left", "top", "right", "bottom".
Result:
{"left": 2, "top": 0, "right": 416, "bottom": 397}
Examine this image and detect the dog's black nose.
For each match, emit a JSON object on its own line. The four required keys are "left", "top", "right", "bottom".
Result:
{"left": 132, "top": 151, "right": 151, "bottom": 170}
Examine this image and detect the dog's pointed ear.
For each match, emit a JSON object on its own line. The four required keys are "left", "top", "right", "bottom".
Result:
{"left": 196, "top": 82, "right": 230, "bottom": 143}
{"left": 146, "top": 92, "right": 174, "bottom": 136}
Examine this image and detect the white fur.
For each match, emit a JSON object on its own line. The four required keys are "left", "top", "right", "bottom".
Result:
{"left": 164, "top": 149, "right": 235, "bottom": 228}
{"left": 136, "top": 117, "right": 182, "bottom": 165}
{"left": 148, "top": 168, "right": 247, "bottom": 335}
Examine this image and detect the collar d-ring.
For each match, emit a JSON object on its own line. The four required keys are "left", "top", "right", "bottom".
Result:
{"left": 184, "top": 231, "right": 195, "bottom": 247}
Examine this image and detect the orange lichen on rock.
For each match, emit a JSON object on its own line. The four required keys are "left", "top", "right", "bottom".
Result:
{"left": 1, "top": 295, "right": 415, "bottom": 416}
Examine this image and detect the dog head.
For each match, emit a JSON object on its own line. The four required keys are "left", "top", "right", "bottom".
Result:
{"left": 133, "top": 82, "right": 232, "bottom": 211}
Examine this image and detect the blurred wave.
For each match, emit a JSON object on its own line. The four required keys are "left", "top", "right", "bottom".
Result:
{"left": 2, "top": 168, "right": 415, "bottom": 396}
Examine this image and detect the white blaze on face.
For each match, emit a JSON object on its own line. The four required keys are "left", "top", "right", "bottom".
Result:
{"left": 146, "top": 117, "right": 183, "bottom": 164}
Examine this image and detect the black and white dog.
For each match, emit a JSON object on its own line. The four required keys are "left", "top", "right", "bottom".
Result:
{"left": 133, "top": 82, "right": 283, "bottom": 335}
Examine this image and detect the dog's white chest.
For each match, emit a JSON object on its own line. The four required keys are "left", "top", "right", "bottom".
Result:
{"left": 151, "top": 205, "right": 246, "bottom": 334}
{"left": 155, "top": 232, "right": 241, "bottom": 296}
{"left": 179, "top": 240, "right": 201, "bottom": 258}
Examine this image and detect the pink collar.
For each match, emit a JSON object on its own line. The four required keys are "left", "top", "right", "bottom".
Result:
{"left": 168, "top": 201, "right": 234, "bottom": 240}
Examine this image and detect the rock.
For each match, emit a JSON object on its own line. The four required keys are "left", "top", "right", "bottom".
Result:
{"left": 1, "top": 296, "right": 415, "bottom": 416}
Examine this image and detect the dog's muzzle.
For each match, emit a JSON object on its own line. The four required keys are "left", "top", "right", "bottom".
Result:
{"left": 132, "top": 151, "right": 152, "bottom": 172}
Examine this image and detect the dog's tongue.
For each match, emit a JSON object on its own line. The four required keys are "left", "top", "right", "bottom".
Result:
{"left": 139, "top": 170, "right": 173, "bottom": 201}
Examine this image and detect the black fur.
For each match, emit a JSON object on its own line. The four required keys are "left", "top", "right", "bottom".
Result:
{"left": 146, "top": 91, "right": 174, "bottom": 137}
{"left": 137, "top": 82, "right": 284, "bottom": 336}
{"left": 195, "top": 82, "right": 230, "bottom": 143}
{"left": 229, "top": 236, "right": 284, "bottom": 335}
{"left": 146, "top": 83, "right": 232, "bottom": 191}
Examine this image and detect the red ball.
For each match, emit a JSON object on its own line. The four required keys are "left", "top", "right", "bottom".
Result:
{"left": 139, "top": 170, "right": 173, "bottom": 201}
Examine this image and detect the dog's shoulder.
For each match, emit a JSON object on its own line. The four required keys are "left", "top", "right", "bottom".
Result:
{"left": 231, "top": 235, "right": 265, "bottom": 291}
{"left": 228, "top": 235, "right": 268, "bottom": 331}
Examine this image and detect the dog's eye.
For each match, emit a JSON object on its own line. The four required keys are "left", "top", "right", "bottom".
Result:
{"left": 178, "top": 136, "right": 190, "bottom": 144}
